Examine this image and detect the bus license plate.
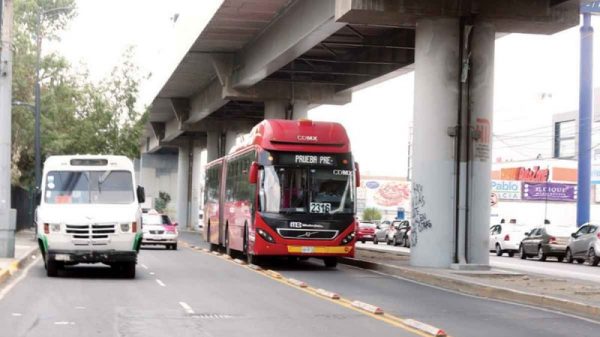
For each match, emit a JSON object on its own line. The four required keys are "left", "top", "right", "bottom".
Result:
{"left": 310, "top": 202, "right": 331, "bottom": 214}
{"left": 301, "top": 246, "right": 315, "bottom": 254}
{"left": 54, "top": 254, "right": 71, "bottom": 262}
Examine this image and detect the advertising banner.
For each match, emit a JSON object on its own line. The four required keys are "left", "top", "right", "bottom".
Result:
{"left": 358, "top": 179, "right": 411, "bottom": 211}
{"left": 522, "top": 182, "right": 577, "bottom": 202}
{"left": 491, "top": 180, "right": 521, "bottom": 200}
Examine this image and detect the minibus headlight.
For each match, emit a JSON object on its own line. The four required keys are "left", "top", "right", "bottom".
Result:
{"left": 120, "top": 223, "right": 131, "bottom": 232}
{"left": 50, "top": 223, "right": 61, "bottom": 233}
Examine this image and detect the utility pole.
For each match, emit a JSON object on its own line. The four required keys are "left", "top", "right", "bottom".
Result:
{"left": 0, "top": 0, "right": 15, "bottom": 258}
{"left": 577, "top": 2, "right": 599, "bottom": 227}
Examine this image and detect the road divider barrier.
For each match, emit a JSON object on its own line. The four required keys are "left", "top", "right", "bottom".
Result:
{"left": 211, "top": 251, "right": 221, "bottom": 256}
{"left": 402, "top": 319, "right": 447, "bottom": 337}
{"left": 287, "top": 278, "right": 308, "bottom": 288}
{"left": 265, "top": 270, "right": 282, "bottom": 279}
{"left": 316, "top": 288, "right": 340, "bottom": 299}
{"left": 248, "top": 264, "right": 262, "bottom": 271}
{"left": 351, "top": 300, "right": 384, "bottom": 315}
{"left": 233, "top": 258, "right": 247, "bottom": 265}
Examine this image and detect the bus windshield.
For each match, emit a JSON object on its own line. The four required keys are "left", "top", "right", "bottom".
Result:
{"left": 260, "top": 166, "right": 354, "bottom": 214}
{"left": 44, "top": 170, "right": 134, "bottom": 204}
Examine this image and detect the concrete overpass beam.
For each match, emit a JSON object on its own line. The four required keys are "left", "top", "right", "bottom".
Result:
{"left": 291, "top": 100, "right": 309, "bottom": 120}
{"left": 265, "top": 100, "right": 288, "bottom": 120}
{"left": 335, "top": 0, "right": 579, "bottom": 34}
{"left": 206, "top": 131, "right": 220, "bottom": 163}
{"left": 232, "top": 0, "right": 345, "bottom": 88}
{"left": 188, "top": 80, "right": 229, "bottom": 124}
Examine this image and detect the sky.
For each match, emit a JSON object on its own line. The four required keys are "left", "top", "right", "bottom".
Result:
{"left": 51, "top": 1, "right": 600, "bottom": 177}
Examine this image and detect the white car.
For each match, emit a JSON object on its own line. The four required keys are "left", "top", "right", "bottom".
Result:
{"left": 489, "top": 223, "right": 529, "bottom": 257}
{"left": 141, "top": 212, "right": 179, "bottom": 250}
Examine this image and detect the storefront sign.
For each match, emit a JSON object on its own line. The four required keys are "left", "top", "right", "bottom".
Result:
{"left": 592, "top": 165, "right": 600, "bottom": 184}
{"left": 500, "top": 166, "right": 549, "bottom": 182}
{"left": 491, "top": 180, "right": 521, "bottom": 200}
{"left": 522, "top": 182, "right": 577, "bottom": 202}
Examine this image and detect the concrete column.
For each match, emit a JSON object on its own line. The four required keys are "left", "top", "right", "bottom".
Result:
{"left": 206, "top": 131, "right": 220, "bottom": 162}
{"left": 467, "top": 22, "right": 495, "bottom": 266}
{"left": 225, "top": 130, "right": 238, "bottom": 154}
{"left": 410, "top": 18, "right": 460, "bottom": 268}
{"left": 265, "top": 100, "right": 287, "bottom": 120}
{"left": 292, "top": 100, "right": 309, "bottom": 120}
{"left": 176, "top": 143, "right": 190, "bottom": 227}
{"left": 190, "top": 139, "right": 205, "bottom": 230}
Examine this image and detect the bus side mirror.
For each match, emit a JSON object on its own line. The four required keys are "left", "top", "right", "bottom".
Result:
{"left": 355, "top": 162, "right": 360, "bottom": 187}
{"left": 249, "top": 162, "right": 259, "bottom": 184}
{"left": 137, "top": 186, "right": 146, "bottom": 204}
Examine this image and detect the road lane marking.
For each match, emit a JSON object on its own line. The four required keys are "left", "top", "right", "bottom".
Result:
{"left": 140, "top": 264, "right": 149, "bottom": 269}
{"left": 75, "top": 306, "right": 86, "bottom": 310}
{"left": 54, "top": 321, "right": 75, "bottom": 325}
{"left": 182, "top": 241, "right": 439, "bottom": 337}
{"left": 156, "top": 279, "right": 166, "bottom": 287}
{"left": 179, "top": 301, "right": 195, "bottom": 314}
{"left": 11, "top": 313, "right": 22, "bottom": 317}
{"left": 0, "top": 256, "right": 40, "bottom": 302}
{"left": 149, "top": 272, "right": 155, "bottom": 275}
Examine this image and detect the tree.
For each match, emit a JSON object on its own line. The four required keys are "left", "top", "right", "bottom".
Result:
{"left": 11, "top": 0, "right": 148, "bottom": 188}
{"left": 362, "top": 207, "right": 382, "bottom": 222}
{"left": 154, "top": 192, "right": 171, "bottom": 213}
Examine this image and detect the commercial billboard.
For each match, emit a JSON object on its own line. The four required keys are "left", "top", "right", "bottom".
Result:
{"left": 358, "top": 179, "right": 411, "bottom": 211}
{"left": 522, "top": 182, "right": 577, "bottom": 202}
{"left": 491, "top": 180, "right": 521, "bottom": 200}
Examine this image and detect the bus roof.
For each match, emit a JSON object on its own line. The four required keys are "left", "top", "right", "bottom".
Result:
{"left": 43, "top": 155, "right": 134, "bottom": 171}
{"left": 235, "top": 119, "right": 351, "bottom": 154}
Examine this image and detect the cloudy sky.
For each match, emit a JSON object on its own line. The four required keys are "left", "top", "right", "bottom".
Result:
{"left": 50, "top": 1, "right": 600, "bottom": 177}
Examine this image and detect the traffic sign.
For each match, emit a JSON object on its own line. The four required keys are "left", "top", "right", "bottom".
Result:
{"left": 582, "top": 1, "right": 600, "bottom": 14}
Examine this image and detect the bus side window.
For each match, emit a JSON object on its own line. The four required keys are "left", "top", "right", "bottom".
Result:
{"left": 258, "top": 168, "right": 265, "bottom": 212}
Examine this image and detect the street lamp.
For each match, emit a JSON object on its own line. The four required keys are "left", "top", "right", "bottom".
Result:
{"left": 33, "top": 6, "right": 74, "bottom": 193}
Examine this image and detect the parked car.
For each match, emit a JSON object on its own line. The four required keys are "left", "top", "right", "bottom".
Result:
{"left": 357, "top": 222, "right": 377, "bottom": 243}
{"left": 519, "top": 225, "right": 573, "bottom": 261}
{"left": 141, "top": 212, "right": 179, "bottom": 250}
{"left": 373, "top": 222, "right": 391, "bottom": 245}
{"left": 566, "top": 223, "right": 600, "bottom": 266}
{"left": 489, "top": 223, "right": 529, "bottom": 257}
{"left": 388, "top": 220, "right": 410, "bottom": 247}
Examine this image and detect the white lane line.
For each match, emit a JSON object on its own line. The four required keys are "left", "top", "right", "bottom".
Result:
{"left": 74, "top": 306, "right": 86, "bottom": 310}
{"left": 156, "top": 279, "right": 166, "bottom": 287}
{"left": 149, "top": 272, "right": 155, "bottom": 276}
{"left": 179, "top": 301, "right": 195, "bottom": 314}
{"left": 0, "top": 256, "right": 39, "bottom": 301}
{"left": 54, "top": 321, "right": 75, "bottom": 325}
{"left": 140, "top": 264, "right": 149, "bottom": 270}
{"left": 11, "top": 313, "right": 22, "bottom": 317}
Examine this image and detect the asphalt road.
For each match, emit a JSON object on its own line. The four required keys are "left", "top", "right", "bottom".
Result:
{"left": 0, "top": 232, "right": 597, "bottom": 337}
{"left": 356, "top": 241, "right": 600, "bottom": 283}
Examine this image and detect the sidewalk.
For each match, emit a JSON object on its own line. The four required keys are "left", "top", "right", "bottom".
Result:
{"left": 0, "top": 229, "right": 39, "bottom": 286}
{"left": 343, "top": 246, "right": 600, "bottom": 321}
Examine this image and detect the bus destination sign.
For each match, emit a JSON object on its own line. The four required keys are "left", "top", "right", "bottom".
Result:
{"left": 276, "top": 153, "right": 337, "bottom": 166}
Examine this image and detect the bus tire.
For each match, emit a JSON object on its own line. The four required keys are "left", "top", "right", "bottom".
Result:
{"left": 323, "top": 257, "right": 338, "bottom": 268}
{"left": 225, "top": 225, "right": 234, "bottom": 257}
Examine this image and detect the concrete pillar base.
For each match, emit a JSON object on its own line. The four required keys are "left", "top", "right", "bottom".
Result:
{"left": 450, "top": 263, "right": 491, "bottom": 271}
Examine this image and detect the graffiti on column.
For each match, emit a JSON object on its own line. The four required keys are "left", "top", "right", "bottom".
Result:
{"left": 411, "top": 183, "right": 432, "bottom": 247}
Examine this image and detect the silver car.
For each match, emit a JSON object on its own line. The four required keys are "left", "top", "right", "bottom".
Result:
{"left": 566, "top": 223, "right": 600, "bottom": 266}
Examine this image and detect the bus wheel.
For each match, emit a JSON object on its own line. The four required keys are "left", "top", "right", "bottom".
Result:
{"left": 225, "top": 226, "right": 234, "bottom": 258}
{"left": 323, "top": 257, "right": 338, "bottom": 268}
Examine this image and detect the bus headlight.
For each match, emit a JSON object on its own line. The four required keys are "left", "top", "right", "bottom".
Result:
{"left": 257, "top": 228, "right": 275, "bottom": 243}
{"left": 341, "top": 232, "right": 355, "bottom": 245}
{"left": 50, "top": 224, "right": 61, "bottom": 233}
{"left": 120, "top": 223, "right": 131, "bottom": 232}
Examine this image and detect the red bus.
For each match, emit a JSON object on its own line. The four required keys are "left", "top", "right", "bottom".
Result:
{"left": 203, "top": 119, "right": 359, "bottom": 267}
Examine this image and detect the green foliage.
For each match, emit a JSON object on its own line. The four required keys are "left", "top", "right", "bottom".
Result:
{"left": 362, "top": 207, "right": 382, "bottom": 222}
{"left": 155, "top": 192, "right": 171, "bottom": 213}
{"left": 11, "top": 0, "right": 148, "bottom": 187}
